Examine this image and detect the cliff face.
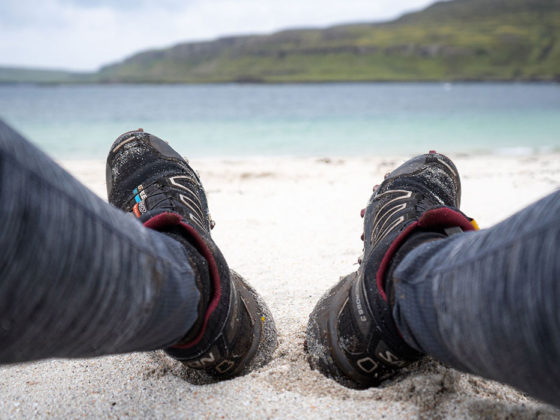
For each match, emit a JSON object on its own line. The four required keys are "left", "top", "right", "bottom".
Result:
{"left": 3, "top": 0, "right": 560, "bottom": 83}
{"left": 95, "top": 0, "right": 560, "bottom": 82}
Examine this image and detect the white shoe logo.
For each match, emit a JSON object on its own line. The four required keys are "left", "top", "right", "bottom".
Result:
{"left": 215, "top": 360, "right": 235, "bottom": 373}
{"left": 357, "top": 357, "right": 379, "bottom": 373}
{"left": 370, "top": 190, "right": 412, "bottom": 247}
{"left": 377, "top": 350, "right": 406, "bottom": 367}
{"left": 169, "top": 175, "right": 208, "bottom": 231}
{"left": 187, "top": 352, "right": 216, "bottom": 368}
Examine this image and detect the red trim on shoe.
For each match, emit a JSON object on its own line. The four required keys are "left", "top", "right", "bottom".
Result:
{"left": 417, "top": 207, "right": 475, "bottom": 232}
{"left": 143, "top": 212, "right": 221, "bottom": 349}
{"left": 375, "top": 207, "right": 476, "bottom": 302}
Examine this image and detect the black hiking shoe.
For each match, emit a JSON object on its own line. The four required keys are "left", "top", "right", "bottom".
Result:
{"left": 106, "top": 129, "right": 277, "bottom": 379}
{"left": 305, "top": 151, "right": 478, "bottom": 388}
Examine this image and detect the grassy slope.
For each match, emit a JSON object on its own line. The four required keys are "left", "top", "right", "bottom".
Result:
{"left": 0, "top": 67, "right": 87, "bottom": 83}
{"left": 2, "top": 0, "right": 559, "bottom": 83}
{"left": 96, "top": 0, "right": 560, "bottom": 83}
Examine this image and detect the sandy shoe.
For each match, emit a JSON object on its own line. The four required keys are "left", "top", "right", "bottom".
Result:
{"left": 305, "top": 151, "right": 478, "bottom": 388}
{"left": 107, "top": 129, "right": 277, "bottom": 379}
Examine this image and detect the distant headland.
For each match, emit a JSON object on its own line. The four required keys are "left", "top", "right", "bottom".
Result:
{"left": 1, "top": 0, "right": 558, "bottom": 84}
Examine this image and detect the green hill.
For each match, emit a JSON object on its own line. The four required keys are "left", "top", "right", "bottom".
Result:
{"left": 0, "top": 67, "right": 85, "bottom": 84}
{"left": 3, "top": 0, "right": 560, "bottom": 83}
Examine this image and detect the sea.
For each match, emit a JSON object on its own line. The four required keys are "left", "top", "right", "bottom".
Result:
{"left": 0, "top": 83, "right": 558, "bottom": 159}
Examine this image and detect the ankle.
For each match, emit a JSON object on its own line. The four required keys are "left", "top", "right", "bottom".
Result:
{"left": 163, "top": 228, "right": 212, "bottom": 344}
{"left": 384, "top": 230, "right": 447, "bottom": 307}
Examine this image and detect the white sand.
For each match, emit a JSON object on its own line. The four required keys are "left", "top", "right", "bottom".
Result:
{"left": 2, "top": 153, "right": 560, "bottom": 419}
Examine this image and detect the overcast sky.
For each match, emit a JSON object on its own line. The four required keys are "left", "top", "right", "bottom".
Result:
{"left": 0, "top": 0, "right": 437, "bottom": 71}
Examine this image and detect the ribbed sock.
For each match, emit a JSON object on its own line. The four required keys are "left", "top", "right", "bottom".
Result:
{"left": 385, "top": 230, "right": 446, "bottom": 307}
{"left": 162, "top": 227, "right": 212, "bottom": 343}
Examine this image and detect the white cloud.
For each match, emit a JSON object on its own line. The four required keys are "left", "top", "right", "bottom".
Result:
{"left": 0, "top": 0, "right": 436, "bottom": 71}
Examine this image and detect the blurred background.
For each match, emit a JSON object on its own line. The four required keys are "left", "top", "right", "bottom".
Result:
{"left": 0, "top": 0, "right": 559, "bottom": 158}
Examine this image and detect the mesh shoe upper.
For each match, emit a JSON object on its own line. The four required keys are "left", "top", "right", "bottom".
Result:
{"left": 360, "top": 152, "right": 464, "bottom": 302}
{"left": 306, "top": 152, "right": 477, "bottom": 388}
{"left": 107, "top": 130, "right": 214, "bottom": 234}
{"left": 106, "top": 130, "right": 277, "bottom": 379}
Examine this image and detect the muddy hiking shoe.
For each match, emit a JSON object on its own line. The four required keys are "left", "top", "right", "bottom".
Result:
{"left": 107, "top": 129, "right": 277, "bottom": 379}
{"left": 305, "top": 151, "right": 478, "bottom": 388}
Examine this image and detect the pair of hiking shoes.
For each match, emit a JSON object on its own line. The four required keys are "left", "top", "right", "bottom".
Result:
{"left": 106, "top": 130, "right": 476, "bottom": 387}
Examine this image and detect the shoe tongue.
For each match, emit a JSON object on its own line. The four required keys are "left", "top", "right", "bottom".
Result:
{"left": 146, "top": 134, "right": 185, "bottom": 160}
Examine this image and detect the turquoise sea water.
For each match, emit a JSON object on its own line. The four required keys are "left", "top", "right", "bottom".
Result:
{"left": 0, "top": 83, "right": 558, "bottom": 159}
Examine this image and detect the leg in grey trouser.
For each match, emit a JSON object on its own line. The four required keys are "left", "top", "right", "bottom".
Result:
{"left": 393, "top": 190, "right": 560, "bottom": 406}
{"left": 0, "top": 119, "right": 200, "bottom": 363}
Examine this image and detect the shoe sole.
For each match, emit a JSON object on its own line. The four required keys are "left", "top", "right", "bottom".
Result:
{"left": 305, "top": 273, "right": 371, "bottom": 389}
{"left": 178, "top": 271, "right": 278, "bottom": 384}
{"left": 228, "top": 270, "right": 278, "bottom": 377}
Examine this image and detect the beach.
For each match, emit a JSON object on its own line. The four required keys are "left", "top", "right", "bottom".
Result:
{"left": 1, "top": 153, "right": 560, "bottom": 419}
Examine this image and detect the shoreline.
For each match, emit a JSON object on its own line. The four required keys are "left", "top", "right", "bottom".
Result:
{"left": 56, "top": 148, "right": 560, "bottom": 165}
{"left": 2, "top": 80, "right": 560, "bottom": 87}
